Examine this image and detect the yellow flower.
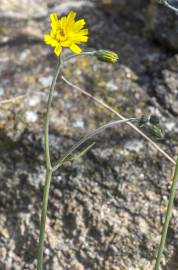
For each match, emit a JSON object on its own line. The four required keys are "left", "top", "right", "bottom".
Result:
{"left": 44, "top": 11, "right": 88, "bottom": 57}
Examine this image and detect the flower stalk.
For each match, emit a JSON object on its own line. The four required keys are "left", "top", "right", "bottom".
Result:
{"left": 37, "top": 56, "right": 62, "bottom": 270}
{"left": 159, "top": 0, "right": 178, "bottom": 12}
{"left": 44, "top": 57, "right": 62, "bottom": 169}
{"left": 37, "top": 169, "right": 52, "bottom": 270}
{"left": 154, "top": 157, "right": 178, "bottom": 270}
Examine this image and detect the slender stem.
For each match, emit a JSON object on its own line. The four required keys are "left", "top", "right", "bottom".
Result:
{"left": 37, "top": 169, "right": 52, "bottom": 270}
{"left": 64, "top": 51, "right": 96, "bottom": 62}
{"left": 53, "top": 118, "right": 137, "bottom": 172}
{"left": 165, "top": 2, "right": 178, "bottom": 12}
{"left": 44, "top": 56, "right": 62, "bottom": 170}
{"left": 37, "top": 55, "right": 63, "bottom": 270}
{"left": 154, "top": 157, "right": 178, "bottom": 270}
{"left": 160, "top": 0, "right": 178, "bottom": 12}
{"left": 61, "top": 75, "right": 176, "bottom": 166}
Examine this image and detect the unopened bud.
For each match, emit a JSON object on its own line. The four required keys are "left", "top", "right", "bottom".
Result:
{"left": 149, "top": 115, "right": 160, "bottom": 125}
{"left": 95, "top": 50, "right": 119, "bottom": 64}
{"left": 144, "top": 124, "right": 164, "bottom": 139}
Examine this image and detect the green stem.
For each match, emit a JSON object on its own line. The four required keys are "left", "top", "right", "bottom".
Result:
{"left": 37, "top": 55, "right": 63, "bottom": 270}
{"left": 44, "top": 56, "right": 62, "bottom": 170}
{"left": 159, "top": 0, "right": 178, "bottom": 12}
{"left": 154, "top": 157, "right": 178, "bottom": 270}
{"left": 37, "top": 169, "right": 52, "bottom": 270}
{"left": 164, "top": 1, "right": 178, "bottom": 12}
{"left": 64, "top": 51, "right": 96, "bottom": 62}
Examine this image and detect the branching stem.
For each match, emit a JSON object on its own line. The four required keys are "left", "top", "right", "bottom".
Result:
{"left": 37, "top": 50, "right": 177, "bottom": 270}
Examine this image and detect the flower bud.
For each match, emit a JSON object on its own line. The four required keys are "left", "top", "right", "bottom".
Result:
{"left": 149, "top": 115, "right": 160, "bottom": 126}
{"left": 144, "top": 124, "right": 164, "bottom": 139}
{"left": 95, "top": 50, "right": 119, "bottom": 64}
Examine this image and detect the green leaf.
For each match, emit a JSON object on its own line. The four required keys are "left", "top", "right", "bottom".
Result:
{"left": 69, "top": 142, "right": 96, "bottom": 161}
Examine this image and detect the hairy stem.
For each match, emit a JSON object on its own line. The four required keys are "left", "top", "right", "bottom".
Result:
{"left": 37, "top": 56, "right": 62, "bottom": 270}
{"left": 44, "top": 56, "right": 62, "bottom": 170}
{"left": 37, "top": 169, "right": 52, "bottom": 270}
{"left": 160, "top": 0, "right": 178, "bottom": 12}
{"left": 154, "top": 157, "right": 178, "bottom": 270}
{"left": 64, "top": 51, "right": 96, "bottom": 62}
{"left": 165, "top": 2, "right": 178, "bottom": 12}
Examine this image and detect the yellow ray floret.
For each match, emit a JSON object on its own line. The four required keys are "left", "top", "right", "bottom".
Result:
{"left": 44, "top": 11, "right": 89, "bottom": 56}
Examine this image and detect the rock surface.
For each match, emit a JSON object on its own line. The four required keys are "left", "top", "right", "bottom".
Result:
{"left": 147, "top": 0, "right": 178, "bottom": 52}
{"left": 0, "top": 1, "right": 178, "bottom": 270}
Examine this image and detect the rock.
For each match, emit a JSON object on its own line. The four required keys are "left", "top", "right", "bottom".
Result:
{"left": 146, "top": 1, "right": 178, "bottom": 51}
{"left": 25, "top": 111, "right": 38, "bottom": 123}
{"left": 100, "top": 0, "right": 148, "bottom": 14}
{"left": 39, "top": 76, "right": 53, "bottom": 88}
{"left": 0, "top": 0, "right": 47, "bottom": 19}
{"left": 0, "top": 87, "right": 4, "bottom": 96}
{"left": 72, "top": 261, "right": 85, "bottom": 270}
{"left": 124, "top": 139, "right": 144, "bottom": 152}
{"left": 152, "top": 69, "right": 178, "bottom": 115}
{"left": 28, "top": 95, "right": 41, "bottom": 107}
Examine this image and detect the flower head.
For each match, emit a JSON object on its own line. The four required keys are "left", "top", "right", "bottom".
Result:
{"left": 44, "top": 11, "right": 88, "bottom": 56}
